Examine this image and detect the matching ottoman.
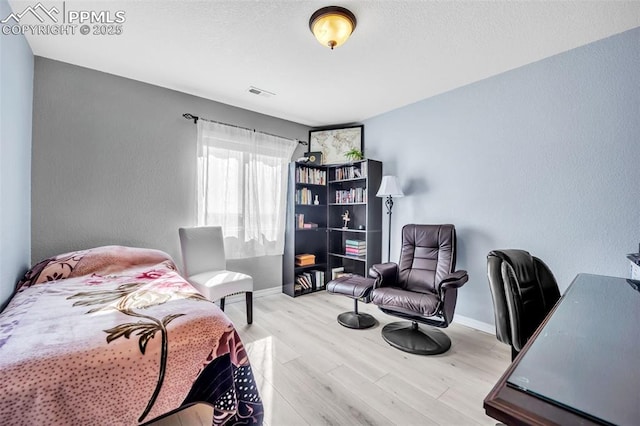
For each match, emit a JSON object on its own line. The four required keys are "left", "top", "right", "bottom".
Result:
{"left": 326, "top": 274, "right": 377, "bottom": 329}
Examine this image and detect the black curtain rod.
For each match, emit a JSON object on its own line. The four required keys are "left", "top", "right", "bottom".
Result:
{"left": 182, "top": 113, "right": 307, "bottom": 145}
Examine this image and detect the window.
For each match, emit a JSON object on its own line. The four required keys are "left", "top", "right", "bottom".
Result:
{"left": 196, "top": 121, "right": 297, "bottom": 259}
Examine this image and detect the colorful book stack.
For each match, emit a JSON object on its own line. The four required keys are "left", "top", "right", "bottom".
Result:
{"left": 345, "top": 239, "right": 366, "bottom": 257}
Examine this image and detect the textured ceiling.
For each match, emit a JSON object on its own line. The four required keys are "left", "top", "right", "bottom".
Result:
{"left": 10, "top": 0, "right": 640, "bottom": 126}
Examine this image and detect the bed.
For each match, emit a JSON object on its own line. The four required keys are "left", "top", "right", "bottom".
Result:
{"left": 0, "top": 245, "right": 263, "bottom": 425}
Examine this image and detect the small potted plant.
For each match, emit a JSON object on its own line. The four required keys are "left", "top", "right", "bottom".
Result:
{"left": 344, "top": 148, "right": 364, "bottom": 162}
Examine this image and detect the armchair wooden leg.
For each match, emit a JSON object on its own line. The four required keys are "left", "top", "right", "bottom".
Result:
{"left": 219, "top": 297, "right": 225, "bottom": 311}
{"left": 246, "top": 292, "right": 253, "bottom": 324}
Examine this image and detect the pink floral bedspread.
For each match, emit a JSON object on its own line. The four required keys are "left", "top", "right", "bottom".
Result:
{"left": 0, "top": 246, "right": 263, "bottom": 425}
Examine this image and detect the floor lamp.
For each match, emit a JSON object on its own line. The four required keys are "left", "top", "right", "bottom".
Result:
{"left": 376, "top": 176, "right": 404, "bottom": 262}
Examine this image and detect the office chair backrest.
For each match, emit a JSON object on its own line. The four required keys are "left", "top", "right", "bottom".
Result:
{"left": 487, "top": 249, "right": 560, "bottom": 352}
{"left": 179, "top": 226, "right": 226, "bottom": 277}
{"left": 398, "top": 224, "right": 456, "bottom": 295}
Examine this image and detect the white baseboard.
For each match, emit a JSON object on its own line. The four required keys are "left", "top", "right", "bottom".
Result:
{"left": 223, "top": 286, "right": 281, "bottom": 304}
{"left": 454, "top": 315, "right": 495, "bottom": 335}
{"left": 223, "top": 286, "right": 496, "bottom": 336}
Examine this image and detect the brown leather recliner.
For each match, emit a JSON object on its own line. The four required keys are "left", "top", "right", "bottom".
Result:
{"left": 487, "top": 250, "right": 561, "bottom": 360}
{"left": 370, "top": 224, "right": 468, "bottom": 355}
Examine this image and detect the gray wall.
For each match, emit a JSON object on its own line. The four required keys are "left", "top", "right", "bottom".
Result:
{"left": 0, "top": 0, "right": 33, "bottom": 306}
{"left": 364, "top": 27, "right": 640, "bottom": 326}
{"left": 32, "top": 57, "right": 309, "bottom": 291}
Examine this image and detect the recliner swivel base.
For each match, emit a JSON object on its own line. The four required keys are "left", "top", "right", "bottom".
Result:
{"left": 381, "top": 321, "right": 451, "bottom": 355}
{"left": 337, "top": 311, "right": 376, "bottom": 329}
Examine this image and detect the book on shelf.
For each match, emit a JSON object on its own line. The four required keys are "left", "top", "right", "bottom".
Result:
{"left": 296, "top": 269, "right": 325, "bottom": 291}
{"left": 345, "top": 248, "right": 366, "bottom": 256}
{"left": 295, "top": 213, "right": 304, "bottom": 229}
{"left": 295, "top": 253, "right": 316, "bottom": 266}
{"left": 345, "top": 238, "right": 366, "bottom": 256}
{"left": 345, "top": 239, "right": 366, "bottom": 247}
{"left": 334, "top": 187, "right": 367, "bottom": 204}
{"left": 296, "top": 274, "right": 312, "bottom": 290}
{"left": 331, "top": 266, "right": 346, "bottom": 280}
{"left": 334, "top": 164, "right": 367, "bottom": 181}
{"left": 314, "top": 269, "right": 325, "bottom": 289}
{"left": 303, "top": 222, "right": 318, "bottom": 229}
{"left": 295, "top": 187, "right": 315, "bottom": 205}
{"left": 296, "top": 166, "right": 326, "bottom": 185}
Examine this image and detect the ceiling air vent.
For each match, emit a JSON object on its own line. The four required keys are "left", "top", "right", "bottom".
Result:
{"left": 248, "top": 86, "right": 275, "bottom": 98}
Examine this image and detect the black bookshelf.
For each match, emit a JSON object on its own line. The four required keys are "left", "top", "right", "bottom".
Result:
{"left": 327, "top": 160, "right": 382, "bottom": 281}
{"left": 283, "top": 163, "right": 328, "bottom": 297}
{"left": 283, "top": 160, "right": 382, "bottom": 297}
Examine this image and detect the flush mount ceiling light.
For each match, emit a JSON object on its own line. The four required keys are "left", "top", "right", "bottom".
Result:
{"left": 309, "top": 6, "right": 357, "bottom": 50}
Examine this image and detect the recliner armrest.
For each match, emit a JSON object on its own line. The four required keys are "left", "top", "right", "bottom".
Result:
{"left": 369, "top": 263, "right": 398, "bottom": 288}
{"left": 439, "top": 270, "right": 469, "bottom": 291}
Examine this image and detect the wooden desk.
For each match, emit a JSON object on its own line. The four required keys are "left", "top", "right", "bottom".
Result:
{"left": 484, "top": 274, "right": 640, "bottom": 425}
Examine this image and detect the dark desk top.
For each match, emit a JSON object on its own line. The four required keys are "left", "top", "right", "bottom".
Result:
{"left": 486, "top": 273, "right": 640, "bottom": 425}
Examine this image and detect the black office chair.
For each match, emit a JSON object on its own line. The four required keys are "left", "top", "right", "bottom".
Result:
{"left": 369, "top": 224, "right": 468, "bottom": 355}
{"left": 487, "top": 250, "right": 561, "bottom": 360}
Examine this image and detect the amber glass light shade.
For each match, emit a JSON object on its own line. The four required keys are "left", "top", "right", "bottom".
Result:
{"left": 309, "top": 6, "right": 357, "bottom": 50}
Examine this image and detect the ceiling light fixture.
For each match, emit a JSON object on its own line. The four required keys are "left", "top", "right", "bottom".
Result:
{"left": 309, "top": 6, "right": 357, "bottom": 50}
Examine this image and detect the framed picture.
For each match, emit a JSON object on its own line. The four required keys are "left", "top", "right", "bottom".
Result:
{"left": 309, "top": 125, "right": 363, "bottom": 165}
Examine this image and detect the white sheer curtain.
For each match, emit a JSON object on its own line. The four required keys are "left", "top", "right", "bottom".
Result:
{"left": 196, "top": 120, "right": 297, "bottom": 259}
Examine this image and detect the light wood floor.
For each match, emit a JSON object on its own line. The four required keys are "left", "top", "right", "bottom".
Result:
{"left": 152, "top": 292, "right": 510, "bottom": 426}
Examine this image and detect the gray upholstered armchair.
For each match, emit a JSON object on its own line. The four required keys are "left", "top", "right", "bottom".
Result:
{"left": 370, "top": 224, "right": 468, "bottom": 355}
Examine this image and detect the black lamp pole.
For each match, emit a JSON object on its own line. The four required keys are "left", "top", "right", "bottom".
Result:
{"left": 384, "top": 195, "right": 394, "bottom": 262}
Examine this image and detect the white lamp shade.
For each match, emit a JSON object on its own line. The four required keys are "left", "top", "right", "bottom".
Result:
{"left": 376, "top": 176, "right": 404, "bottom": 197}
